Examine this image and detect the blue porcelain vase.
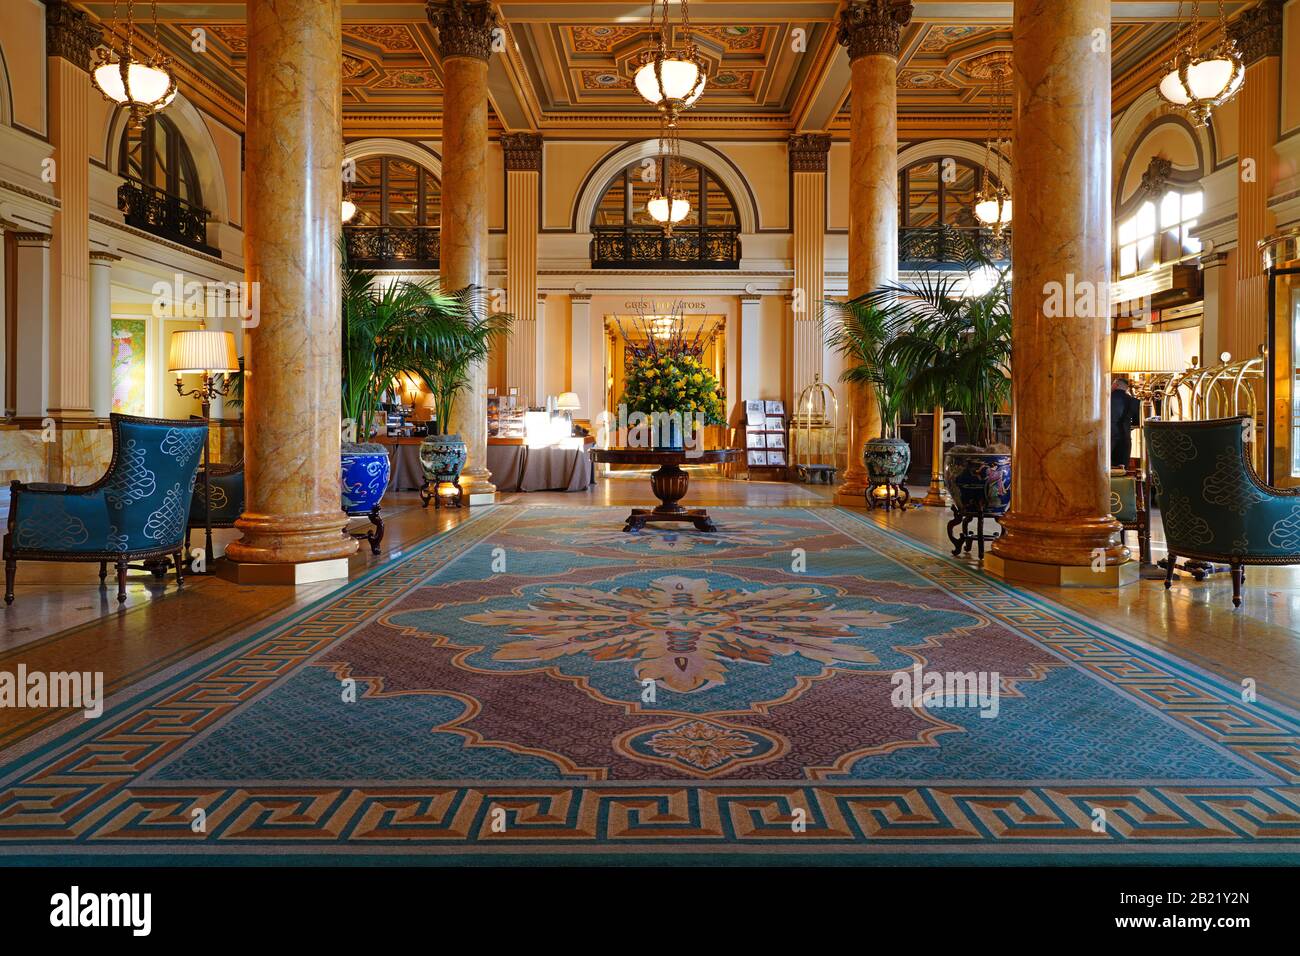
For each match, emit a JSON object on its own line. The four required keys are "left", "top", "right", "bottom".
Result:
{"left": 863, "top": 436, "right": 911, "bottom": 483}
{"left": 341, "top": 443, "right": 391, "bottom": 515}
{"left": 943, "top": 450, "right": 1012, "bottom": 515}
{"left": 419, "top": 433, "right": 467, "bottom": 482}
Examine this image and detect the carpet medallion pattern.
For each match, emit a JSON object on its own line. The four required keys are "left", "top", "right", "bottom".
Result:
{"left": 1, "top": 505, "right": 1298, "bottom": 863}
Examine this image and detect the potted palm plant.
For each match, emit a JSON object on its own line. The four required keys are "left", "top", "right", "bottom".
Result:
{"left": 867, "top": 248, "right": 1013, "bottom": 514}
{"left": 340, "top": 249, "right": 497, "bottom": 516}
{"left": 410, "top": 285, "right": 510, "bottom": 501}
{"left": 824, "top": 299, "right": 913, "bottom": 491}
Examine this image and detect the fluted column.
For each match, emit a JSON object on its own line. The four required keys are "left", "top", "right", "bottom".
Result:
{"left": 789, "top": 134, "right": 829, "bottom": 403}
{"left": 45, "top": 2, "right": 100, "bottom": 421}
{"left": 986, "top": 0, "right": 1129, "bottom": 586}
{"left": 13, "top": 233, "right": 52, "bottom": 420}
{"left": 833, "top": 1, "right": 909, "bottom": 506}
{"left": 88, "top": 252, "right": 119, "bottom": 419}
{"left": 570, "top": 293, "right": 594, "bottom": 417}
{"left": 431, "top": 0, "right": 497, "bottom": 503}
{"left": 226, "top": 0, "right": 356, "bottom": 576}
{"left": 503, "top": 132, "right": 542, "bottom": 404}
{"left": 1228, "top": 0, "right": 1282, "bottom": 475}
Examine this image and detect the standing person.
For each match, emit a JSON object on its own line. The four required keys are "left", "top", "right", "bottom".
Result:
{"left": 1110, "top": 377, "right": 1141, "bottom": 470}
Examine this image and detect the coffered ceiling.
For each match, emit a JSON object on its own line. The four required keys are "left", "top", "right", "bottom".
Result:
{"left": 76, "top": 1, "right": 1255, "bottom": 140}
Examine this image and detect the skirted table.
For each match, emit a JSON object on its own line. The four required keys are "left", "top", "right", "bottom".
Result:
{"left": 376, "top": 437, "right": 425, "bottom": 492}
{"left": 486, "top": 440, "right": 594, "bottom": 493}
{"left": 590, "top": 447, "right": 741, "bottom": 532}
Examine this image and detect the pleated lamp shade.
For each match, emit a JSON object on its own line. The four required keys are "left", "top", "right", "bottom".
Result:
{"left": 168, "top": 329, "right": 239, "bottom": 374}
{"left": 556, "top": 391, "right": 581, "bottom": 411}
{"left": 1111, "top": 330, "right": 1187, "bottom": 375}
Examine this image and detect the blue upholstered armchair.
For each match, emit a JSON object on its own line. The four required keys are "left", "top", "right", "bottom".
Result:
{"left": 4, "top": 414, "right": 208, "bottom": 604}
{"left": 1109, "top": 472, "right": 1150, "bottom": 565}
{"left": 187, "top": 459, "right": 244, "bottom": 545}
{"left": 1145, "top": 416, "right": 1299, "bottom": 607}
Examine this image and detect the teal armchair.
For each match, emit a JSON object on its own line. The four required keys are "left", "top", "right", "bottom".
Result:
{"left": 1109, "top": 472, "right": 1150, "bottom": 565}
{"left": 1145, "top": 416, "right": 1298, "bottom": 607}
{"left": 4, "top": 414, "right": 207, "bottom": 604}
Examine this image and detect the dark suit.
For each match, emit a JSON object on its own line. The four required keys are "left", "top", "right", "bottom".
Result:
{"left": 1110, "top": 389, "right": 1141, "bottom": 468}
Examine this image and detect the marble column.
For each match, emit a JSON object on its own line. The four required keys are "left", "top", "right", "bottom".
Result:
{"left": 226, "top": 0, "right": 356, "bottom": 578}
{"left": 88, "top": 252, "right": 118, "bottom": 419}
{"left": 45, "top": 2, "right": 100, "bottom": 421}
{"left": 789, "top": 134, "right": 829, "bottom": 404}
{"left": 503, "top": 132, "right": 542, "bottom": 405}
{"left": 833, "top": 1, "right": 909, "bottom": 506}
{"left": 430, "top": 0, "right": 497, "bottom": 504}
{"left": 13, "top": 233, "right": 52, "bottom": 421}
{"left": 985, "top": 0, "right": 1130, "bottom": 586}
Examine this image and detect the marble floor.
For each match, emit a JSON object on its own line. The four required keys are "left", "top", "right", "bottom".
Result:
{"left": 3, "top": 472, "right": 1300, "bottom": 752}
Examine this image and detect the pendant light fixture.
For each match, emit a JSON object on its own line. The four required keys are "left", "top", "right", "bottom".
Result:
{"left": 1157, "top": 1, "right": 1243, "bottom": 127}
{"left": 972, "top": 53, "right": 1012, "bottom": 235}
{"left": 634, "top": 0, "right": 707, "bottom": 124}
{"left": 646, "top": 119, "right": 690, "bottom": 232}
{"left": 92, "top": 0, "right": 179, "bottom": 131}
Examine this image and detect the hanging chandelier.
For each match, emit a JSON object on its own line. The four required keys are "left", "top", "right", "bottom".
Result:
{"left": 634, "top": 0, "right": 707, "bottom": 123}
{"left": 973, "top": 53, "right": 1012, "bottom": 235}
{"left": 92, "top": 0, "right": 179, "bottom": 131}
{"left": 1157, "top": 0, "right": 1243, "bottom": 127}
{"left": 646, "top": 119, "right": 690, "bottom": 232}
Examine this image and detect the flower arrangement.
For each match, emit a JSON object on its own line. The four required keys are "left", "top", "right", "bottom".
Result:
{"left": 617, "top": 311, "right": 725, "bottom": 426}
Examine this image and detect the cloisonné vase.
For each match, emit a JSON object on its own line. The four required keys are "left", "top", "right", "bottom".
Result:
{"left": 863, "top": 436, "right": 911, "bottom": 483}
{"left": 943, "top": 450, "right": 1012, "bottom": 515}
{"left": 341, "top": 443, "right": 391, "bottom": 515}
{"left": 419, "top": 433, "right": 468, "bottom": 483}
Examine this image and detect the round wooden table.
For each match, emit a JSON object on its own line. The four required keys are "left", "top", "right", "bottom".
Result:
{"left": 591, "top": 447, "right": 742, "bottom": 532}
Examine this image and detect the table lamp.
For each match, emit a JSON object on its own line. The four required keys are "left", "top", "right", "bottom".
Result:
{"left": 556, "top": 391, "right": 581, "bottom": 434}
{"left": 168, "top": 325, "right": 239, "bottom": 571}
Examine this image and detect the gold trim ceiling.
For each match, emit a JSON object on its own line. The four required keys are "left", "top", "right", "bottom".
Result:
{"left": 75, "top": 2, "right": 1254, "bottom": 140}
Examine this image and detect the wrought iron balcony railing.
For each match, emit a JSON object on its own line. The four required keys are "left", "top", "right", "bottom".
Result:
{"left": 117, "top": 179, "right": 214, "bottom": 254}
{"left": 899, "top": 224, "right": 1010, "bottom": 266}
{"left": 590, "top": 226, "right": 741, "bottom": 270}
{"left": 344, "top": 226, "right": 440, "bottom": 270}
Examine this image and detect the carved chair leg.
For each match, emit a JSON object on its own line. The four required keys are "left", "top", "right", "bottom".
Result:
{"left": 367, "top": 509, "right": 384, "bottom": 556}
{"left": 98, "top": 561, "right": 108, "bottom": 582}
{"left": 175, "top": 550, "right": 185, "bottom": 587}
{"left": 116, "top": 558, "right": 128, "bottom": 604}
{"left": 1164, "top": 552, "right": 1176, "bottom": 590}
{"left": 4, "top": 555, "right": 14, "bottom": 606}
{"left": 1230, "top": 562, "right": 1243, "bottom": 608}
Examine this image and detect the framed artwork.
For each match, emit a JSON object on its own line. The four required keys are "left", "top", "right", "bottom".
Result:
{"left": 110, "top": 318, "right": 147, "bottom": 414}
{"left": 747, "top": 450, "right": 767, "bottom": 467}
{"left": 745, "top": 399, "right": 766, "bottom": 421}
{"left": 767, "top": 450, "right": 786, "bottom": 466}
{"left": 765, "top": 400, "right": 785, "bottom": 415}
{"left": 765, "top": 416, "right": 784, "bottom": 431}
{"left": 767, "top": 432, "right": 785, "bottom": 449}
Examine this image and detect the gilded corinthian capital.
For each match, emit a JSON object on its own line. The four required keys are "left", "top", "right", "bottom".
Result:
{"left": 427, "top": 0, "right": 500, "bottom": 61}
{"left": 837, "top": 0, "right": 914, "bottom": 60}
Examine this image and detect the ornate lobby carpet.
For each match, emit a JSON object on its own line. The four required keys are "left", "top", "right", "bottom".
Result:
{"left": 1, "top": 505, "right": 1298, "bottom": 864}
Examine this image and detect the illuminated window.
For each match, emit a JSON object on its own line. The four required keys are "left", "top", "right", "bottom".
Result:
{"left": 1117, "top": 188, "right": 1202, "bottom": 278}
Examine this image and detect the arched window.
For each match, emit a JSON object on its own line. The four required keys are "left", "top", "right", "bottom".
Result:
{"left": 342, "top": 155, "right": 441, "bottom": 269}
{"left": 1116, "top": 182, "right": 1203, "bottom": 278}
{"left": 116, "top": 114, "right": 210, "bottom": 252}
{"left": 344, "top": 155, "right": 441, "bottom": 228}
{"left": 589, "top": 157, "right": 741, "bottom": 269}
{"left": 119, "top": 115, "right": 202, "bottom": 206}
{"left": 897, "top": 157, "right": 985, "bottom": 229}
